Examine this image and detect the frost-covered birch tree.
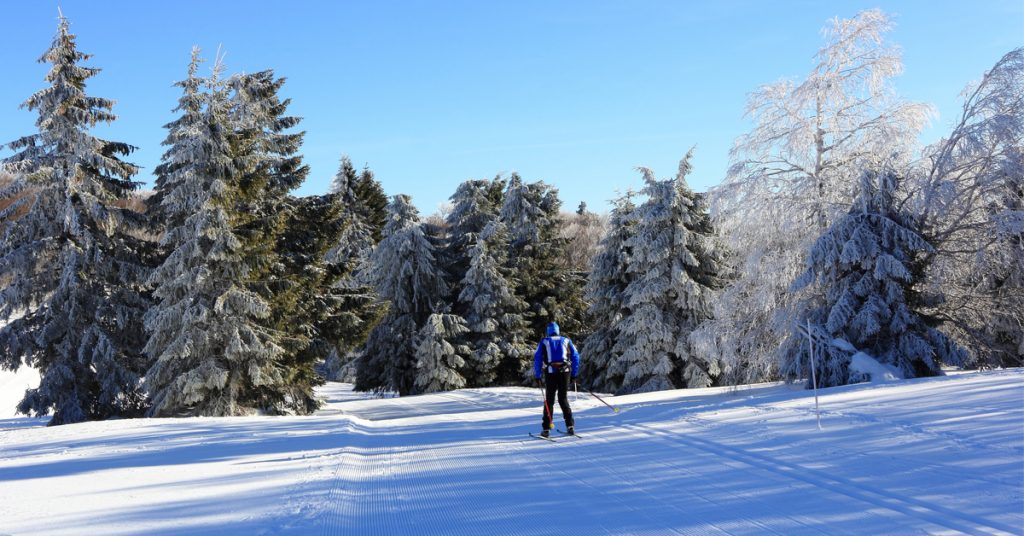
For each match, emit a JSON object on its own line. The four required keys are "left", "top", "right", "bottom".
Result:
{"left": 915, "top": 48, "right": 1024, "bottom": 367}
{"left": 0, "top": 14, "right": 151, "bottom": 425}
{"left": 413, "top": 312, "right": 470, "bottom": 393}
{"left": 791, "top": 170, "right": 967, "bottom": 387}
{"left": 580, "top": 192, "right": 636, "bottom": 392}
{"left": 144, "top": 53, "right": 284, "bottom": 417}
{"left": 611, "top": 153, "right": 724, "bottom": 393}
{"left": 559, "top": 202, "right": 608, "bottom": 274}
{"left": 705, "top": 9, "right": 933, "bottom": 383}
{"left": 357, "top": 194, "right": 449, "bottom": 395}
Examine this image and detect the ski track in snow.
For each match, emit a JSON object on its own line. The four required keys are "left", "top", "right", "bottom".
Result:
{"left": 628, "top": 421, "right": 1016, "bottom": 535}
{"left": 0, "top": 370, "right": 1021, "bottom": 535}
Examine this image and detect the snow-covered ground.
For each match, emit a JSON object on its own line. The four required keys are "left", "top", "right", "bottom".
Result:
{"left": 1, "top": 370, "right": 1021, "bottom": 535}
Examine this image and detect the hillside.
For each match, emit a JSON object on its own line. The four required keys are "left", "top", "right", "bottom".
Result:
{"left": 1, "top": 370, "right": 1021, "bottom": 535}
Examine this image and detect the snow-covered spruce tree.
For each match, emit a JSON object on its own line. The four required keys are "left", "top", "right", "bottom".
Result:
{"left": 356, "top": 194, "right": 449, "bottom": 395}
{"left": 227, "top": 69, "right": 308, "bottom": 292}
{"left": 0, "top": 15, "right": 152, "bottom": 425}
{"left": 916, "top": 48, "right": 1024, "bottom": 368}
{"left": 499, "top": 174, "right": 588, "bottom": 382}
{"left": 228, "top": 69, "right": 338, "bottom": 413}
{"left": 611, "top": 153, "right": 724, "bottom": 393}
{"left": 413, "top": 312, "right": 470, "bottom": 393}
{"left": 327, "top": 155, "right": 377, "bottom": 273}
{"left": 444, "top": 177, "right": 506, "bottom": 278}
{"left": 705, "top": 9, "right": 932, "bottom": 384}
{"left": 790, "top": 170, "right": 967, "bottom": 387}
{"left": 319, "top": 156, "right": 388, "bottom": 381}
{"left": 272, "top": 191, "right": 385, "bottom": 411}
{"left": 355, "top": 164, "right": 389, "bottom": 244}
{"left": 457, "top": 221, "right": 532, "bottom": 387}
{"left": 580, "top": 192, "right": 637, "bottom": 392}
{"left": 144, "top": 55, "right": 284, "bottom": 417}
{"left": 440, "top": 177, "right": 507, "bottom": 384}
{"left": 148, "top": 50, "right": 206, "bottom": 226}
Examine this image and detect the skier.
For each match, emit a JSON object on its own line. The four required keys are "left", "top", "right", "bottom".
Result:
{"left": 534, "top": 321, "right": 580, "bottom": 437}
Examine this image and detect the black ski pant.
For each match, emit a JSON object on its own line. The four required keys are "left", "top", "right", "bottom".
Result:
{"left": 542, "top": 371, "right": 574, "bottom": 430}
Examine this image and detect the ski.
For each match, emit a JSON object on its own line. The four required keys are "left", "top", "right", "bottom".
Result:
{"left": 529, "top": 432, "right": 557, "bottom": 442}
{"left": 556, "top": 429, "right": 581, "bottom": 438}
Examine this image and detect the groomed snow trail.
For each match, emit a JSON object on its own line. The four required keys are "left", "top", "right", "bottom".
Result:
{"left": 0, "top": 371, "right": 1021, "bottom": 535}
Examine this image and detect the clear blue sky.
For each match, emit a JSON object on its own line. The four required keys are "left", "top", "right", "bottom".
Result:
{"left": 1, "top": 1, "right": 1021, "bottom": 214}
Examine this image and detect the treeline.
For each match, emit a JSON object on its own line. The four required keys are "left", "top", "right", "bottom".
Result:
{"left": 0, "top": 19, "right": 389, "bottom": 424}
{"left": 1, "top": 10, "right": 1020, "bottom": 426}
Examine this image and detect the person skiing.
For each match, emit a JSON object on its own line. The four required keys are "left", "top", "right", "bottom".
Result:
{"left": 534, "top": 321, "right": 580, "bottom": 437}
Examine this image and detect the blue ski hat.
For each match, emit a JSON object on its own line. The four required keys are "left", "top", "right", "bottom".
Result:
{"left": 546, "top": 322, "right": 560, "bottom": 336}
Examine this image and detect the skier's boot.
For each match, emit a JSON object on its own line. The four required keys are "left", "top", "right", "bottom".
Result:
{"left": 540, "top": 429, "right": 550, "bottom": 438}
{"left": 566, "top": 426, "right": 575, "bottom": 436}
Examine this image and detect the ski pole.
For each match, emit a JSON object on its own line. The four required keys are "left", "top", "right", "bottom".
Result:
{"left": 587, "top": 388, "right": 619, "bottom": 413}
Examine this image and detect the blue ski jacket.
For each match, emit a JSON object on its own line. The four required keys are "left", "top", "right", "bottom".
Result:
{"left": 534, "top": 335, "right": 580, "bottom": 378}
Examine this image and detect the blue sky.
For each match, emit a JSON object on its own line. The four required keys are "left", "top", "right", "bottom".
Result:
{"left": 1, "top": 1, "right": 1021, "bottom": 214}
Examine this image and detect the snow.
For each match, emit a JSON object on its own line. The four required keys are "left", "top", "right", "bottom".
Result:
{"left": 1, "top": 370, "right": 1022, "bottom": 535}
{"left": 849, "top": 352, "right": 902, "bottom": 382}
{"left": 0, "top": 367, "right": 38, "bottom": 419}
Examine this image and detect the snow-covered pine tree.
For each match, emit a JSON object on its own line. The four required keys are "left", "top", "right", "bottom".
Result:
{"left": 270, "top": 191, "right": 384, "bottom": 411}
{"left": 319, "top": 156, "right": 388, "bottom": 381}
{"left": 437, "top": 178, "right": 506, "bottom": 383}
{"left": 356, "top": 194, "right": 449, "bottom": 395}
{"left": 328, "top": 155, "right": 377, "bottom": 273}
{"left": 227, "top": 69, "right": 335, "bottom": 413}
{"left": 355, "top": 165, "right": 389, "bottom": 244}
{"left": 0, "top": 14, "right": 151, "bottom": 425}
{"left": 501, "top": 174, "right": 545, "bottom": 250}
{"left": 580, "top": 192, "right": 637, "bottom": 392}
{"left": 499, "top": 174, "right": 588, "bottom": 380}
{"left": 457, "top": 221, "right": 532, "bottom": 387}
{"left": 705, "top": 10, "right": 932, "bottom": 385}
{"left": 611, "top": 153, "right": 724, "bottom": 393}
{"left": 148, "top": 49, "right": 205, "bottom": 225}
{"left": 445, "top": 177, "right": 506, "bottom": 277}
{"left": 790, "top": 169, "right": 967, "bottom": 387}
{"left": 227, "top": 69, "right": 308, "bottom": 290}
{"left": 144, "top": 53, "right": 284, "bottom": 417}
{"left": 413, "top": 312, "right": 470, "bottom": 393}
